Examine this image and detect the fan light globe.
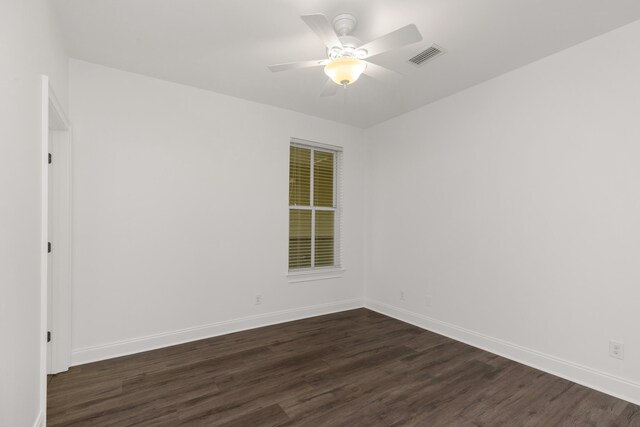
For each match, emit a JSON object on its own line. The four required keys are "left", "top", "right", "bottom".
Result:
{"left": 324, "top": 58, "right": 367, "bottom": 86}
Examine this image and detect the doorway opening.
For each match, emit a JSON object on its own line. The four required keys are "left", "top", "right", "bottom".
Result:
{"left": 41, "top": 76, "right": 72, "bottom": 418}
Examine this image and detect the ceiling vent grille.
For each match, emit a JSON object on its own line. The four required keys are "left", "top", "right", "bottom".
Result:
{"left": 408, "top": 44, "right": 445, "bottom": 66}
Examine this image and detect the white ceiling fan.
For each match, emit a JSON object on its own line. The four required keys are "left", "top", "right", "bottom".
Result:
{"left": 268, "top": 13, "right": 423, "bottom": 96}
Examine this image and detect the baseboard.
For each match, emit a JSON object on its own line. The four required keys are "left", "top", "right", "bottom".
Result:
{"left": 71, "top": 298, "right": 364, "bottom": 366}
{"left": 33, "top": 411, "right": 43, "bottom": 427}
{"left": 365, "top": 298, "right": 640, "bottom": 406}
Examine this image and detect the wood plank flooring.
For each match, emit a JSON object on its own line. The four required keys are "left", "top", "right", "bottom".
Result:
{"left": 48, "top": 309, "right": 639, "bottom": 426}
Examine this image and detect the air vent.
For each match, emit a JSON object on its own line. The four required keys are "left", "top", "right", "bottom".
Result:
{"left": 408, "top": 44, "right": 445, "bottom": 66}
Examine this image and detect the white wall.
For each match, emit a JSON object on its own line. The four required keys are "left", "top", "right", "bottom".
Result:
{"left": 69, "top": 60, "right": 365, "bottom": 364}
{"left": 364, "top": 20, "right": 640, "bottom": 403}
{"left": 0, "top": 0, "right": 68, "bottom": 425}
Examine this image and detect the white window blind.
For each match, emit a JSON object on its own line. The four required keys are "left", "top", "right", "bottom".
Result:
{"left": 289, "top": 139, "right": 342, "bottom": 272}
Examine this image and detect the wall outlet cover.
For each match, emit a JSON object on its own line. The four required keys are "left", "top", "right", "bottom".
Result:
{"left": 609, "top": 340, "right": 624, "bottom": 360}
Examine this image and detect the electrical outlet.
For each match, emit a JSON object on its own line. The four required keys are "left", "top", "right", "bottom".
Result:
{"left": 609, "top": 340, "right": 624, "bottom": 360}
{"left": 255, "top": 294, "right": 262, "bottom": 306}
{"left": 400, "top": 291, "right": 405, "bottom": 301}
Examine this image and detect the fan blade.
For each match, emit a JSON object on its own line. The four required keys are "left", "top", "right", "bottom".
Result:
{"left": 320, "top": 79, "right": 338, "bottom": 97}
{"left": 363, "top": 62, "right": 402, "bottom": 83}
{"left": 360, "top": 24, "right": 422, "bottom": 58}
{"left": 301, "top": 14, "right": 343, "bottom": 50}
{"left": 268, "top": 59, "right": 327, "bottom": 72}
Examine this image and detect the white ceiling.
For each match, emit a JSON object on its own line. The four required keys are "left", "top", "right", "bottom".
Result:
{"left": 53, "top": 0, "right": 640, "bottom": 128}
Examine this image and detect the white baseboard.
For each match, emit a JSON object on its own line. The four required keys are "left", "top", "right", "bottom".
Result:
{"left": 70, "top": 297, "right": 639, "bottom": 405}
{"left": 365, "top": 298, "right": 640, "bottom": 406}
{"left": 71, "top": 298, "right": 364, "bottom": 366}
{"left": 33, "top": 411, "right": 43, "bottom": 427}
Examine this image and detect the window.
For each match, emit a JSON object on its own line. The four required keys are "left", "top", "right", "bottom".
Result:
{"left": 289, "top": 139, "right": 341, "bottom": 273}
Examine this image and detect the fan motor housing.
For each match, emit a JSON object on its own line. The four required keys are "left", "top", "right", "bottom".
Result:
{"left": 329, "top": 14, "right": 366, "bottom": 58}
{"left": 339, "top": 35, "right": 361, "bottom": 49}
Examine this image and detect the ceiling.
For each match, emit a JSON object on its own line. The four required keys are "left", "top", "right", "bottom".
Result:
{"left": 53, "top": 0, "right": 640, "bottom": 128}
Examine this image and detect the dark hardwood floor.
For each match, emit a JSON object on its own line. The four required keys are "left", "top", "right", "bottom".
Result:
{"left": 48, "top": 309, "right": 639, "bottom": 426}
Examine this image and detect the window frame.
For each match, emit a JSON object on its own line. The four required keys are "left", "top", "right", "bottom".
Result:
{"left": 287, "top": 138, "right": 344, "bottom": 282}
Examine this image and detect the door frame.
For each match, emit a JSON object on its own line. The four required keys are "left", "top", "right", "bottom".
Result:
{"left": 40, "top": 76, "right": 73, "bottom": 417}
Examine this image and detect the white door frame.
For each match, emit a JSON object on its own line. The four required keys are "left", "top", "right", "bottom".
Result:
{"left": 40, "top": 76, "right": 73, "bottom": 419}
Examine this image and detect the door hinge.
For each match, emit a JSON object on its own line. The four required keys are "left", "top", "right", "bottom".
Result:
{"left": 47, "top": 331, "right": 51, "bottom": 343}
{"left": 48, "top": 242, "right": 52, "bottom": 253}
{"left": 48, "top": 153, "right": 52, "bottom": 164}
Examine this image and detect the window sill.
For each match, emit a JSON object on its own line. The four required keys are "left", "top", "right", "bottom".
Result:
{"left": 287, "top": 268, "right": 346, "bottom": 283}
